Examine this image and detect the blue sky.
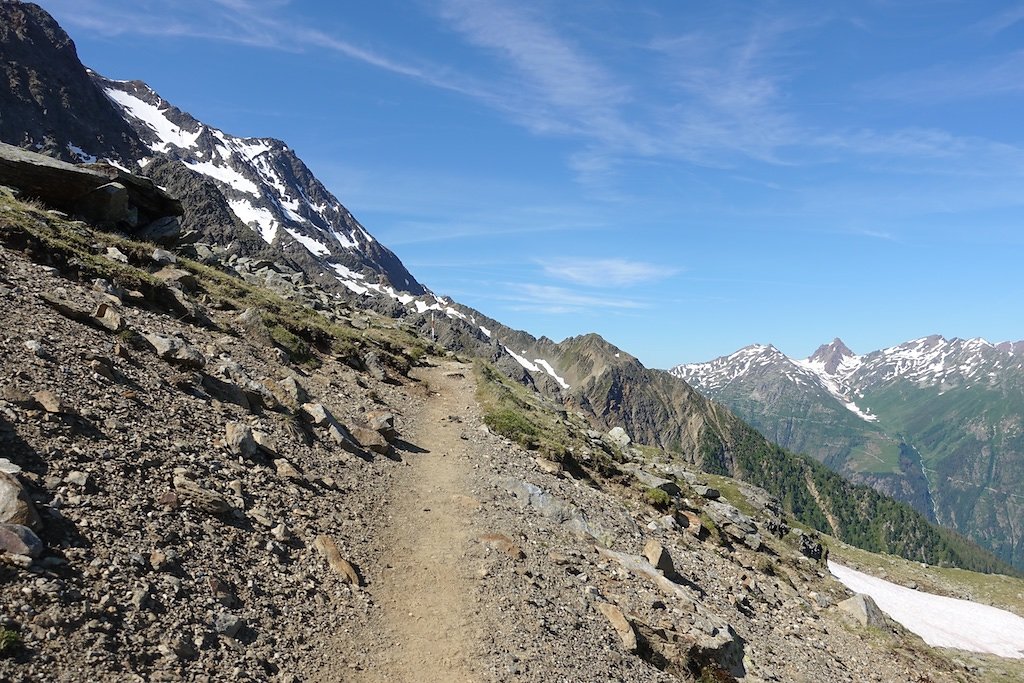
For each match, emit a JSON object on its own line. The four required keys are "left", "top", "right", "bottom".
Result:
{"left": 40, "top": 0, "right": 1024, "bottom": 368}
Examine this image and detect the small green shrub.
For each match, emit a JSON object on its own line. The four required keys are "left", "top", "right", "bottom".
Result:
{"left": 0, "top": 628, "right": 20, "bottom": 656}
{"left": 484, "top": 408, "right": 539, "bottom": 449}
{"left": 699, "top": 511, "right": 724, "bottom": 545}
{"left": 644, "top": 487, "right": 672, "bottom": 510}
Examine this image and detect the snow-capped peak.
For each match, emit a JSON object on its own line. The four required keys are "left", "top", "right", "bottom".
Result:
{"left": 807, "top": 337, "right": 855, "bottom": 374}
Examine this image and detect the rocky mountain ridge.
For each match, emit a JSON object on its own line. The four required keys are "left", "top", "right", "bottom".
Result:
{"left": 672, "top": 336, "right": 1024, "bottom": 570}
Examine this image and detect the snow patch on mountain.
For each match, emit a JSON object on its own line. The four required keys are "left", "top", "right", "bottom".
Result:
{"left": 183, "top": 159, "right": 260, "bottom": 195}
{"left": 103, "top": 87, "right": 200, "bottom": 152}
{"left": 228, "top": 199, "right": 278, "bottom": 243}
{"left": 829, "top": 561, "right": 1024, "bottom": 658}
{"left": 794, "top": 354, "right": 878, "bottom": 423}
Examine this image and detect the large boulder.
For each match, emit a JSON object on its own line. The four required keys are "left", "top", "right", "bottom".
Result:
{"left": 0, "top": 142, "right": 182, "bottom": 234}
{"left": 838, "top": 593, "right": 888, "bottom": 629}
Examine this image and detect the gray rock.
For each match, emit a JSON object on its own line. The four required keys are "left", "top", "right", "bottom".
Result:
{"left": 24, "top": 339, "right": 46, "bottom": 358}
{"left": 105, "top": 244, "right": 129, "bottom": 263}
{"left": 366, "top": 411, "right": 397, "bottom": 441}
{"left": 693, "top": 484, "right": 720, "bottom": 500}
{"left": 33, "top": 389, "right": 71, "bottom": 414}
{"left": 0, "top": 459, "right": 21, "bottom": 475}
{"left": 300, "top": 402, "right": 334, "bottom": 427}
{"left": 275, "top": 376, "right": 308, "bottom": 409}
{"left": 225, "top": 422, "right": 258, "bottom": 459}
{"left": 643, "top": 540, "right": 676, "bottom": 578}
{"left": 173, "top": 476, "right": 231, "bottom": 515}
{"left": 91, "top": 302, "right": 124, "bottom": 332}
{"left": 213, "top": 612, "right": 244, "bottom": 638}
{"left": 64, "top": 471, "right": 88, "bottom": 487}
{"left": 143, "top": 333, "right": 205, "bottom": 369}
{"left": 506, "top": 478, "right": 598, "bottom": 541}
{"left": 151, "top": 248, "right": 176, "bottom": 265}
{"left": 703, "top": 500, "right": 757, "bottom": 540}
{"left": 351, "top": 424, "right": 390, "bottom": 455}
{"left": 137, "top": 216, "right": 181, "bottom": 246}
{"left": 606, "top": 426, "right": 631, "bottom": 449}
{"left": 838, "top": 593, "right": 888, "bottom": 628}
{"left": 0, "top": 523, "right": 43, "bottom": 558}
{"left": 0, "top": 472, "right": 41, "bottom": 529}
{"left": 624, "top": 466, "right": 681, "bottom": 497}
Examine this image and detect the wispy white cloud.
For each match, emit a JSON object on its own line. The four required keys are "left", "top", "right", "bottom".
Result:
{"left": 860, "top": 51, "right": 1024, "bottom": 104}
{"left": 43, "top": 0, "right": 477, "bottom": 95}
{"left": 502, "top": 284, "right": 648, "bottom": 313}
{"left": 972, "top": 4, "right": 1024, "bottom": 35}
{"left": 539, "top": 258, "right": 678, "bottom": 287}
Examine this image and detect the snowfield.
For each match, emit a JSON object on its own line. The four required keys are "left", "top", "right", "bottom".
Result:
{"left": 829, "top": 561, "right": 1024, "bottom": 658}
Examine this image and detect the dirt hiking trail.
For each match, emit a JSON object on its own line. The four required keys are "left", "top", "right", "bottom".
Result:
{"left": 341, "top": 360, "right": 485, "bottom": 682}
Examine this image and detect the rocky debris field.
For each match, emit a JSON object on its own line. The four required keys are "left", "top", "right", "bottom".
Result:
{"left": 0, "top": 195, "right": 1009, "bottom": 683}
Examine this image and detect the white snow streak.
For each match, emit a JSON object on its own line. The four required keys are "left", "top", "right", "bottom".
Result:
{"left": 284, "top": 228, "right": 330, "bottom": 256}
{"left": 103, "top": 88, "right": 200, "bottom": 152}
{"left": 184, "top": 160, "right": 260, "bottom": 195}
{"left": 829, "top": 561, "right": 1024, "bottom": 658}
{"left": 228, "top": 199, "right": 278, "bottom": 244}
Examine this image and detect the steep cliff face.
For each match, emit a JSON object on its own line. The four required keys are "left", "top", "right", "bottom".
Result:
{"left": 0, "top": 2, "right": 145, "bottom": 163}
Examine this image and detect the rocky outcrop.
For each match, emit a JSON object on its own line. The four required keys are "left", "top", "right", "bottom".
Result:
{"left": 0, "top": 142, "right": 182, "bottom": 238}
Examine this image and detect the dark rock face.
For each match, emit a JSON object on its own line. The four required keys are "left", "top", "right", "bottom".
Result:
{"left": 0, "top": 141, "right": 181, "bottom": 237}
{"left": 0, "top": 2, "right": 426, "bottom": 297}
{"left": 0, "top": 1, "right": 145, "bottom": 163}
{"left": 141, "top": 156, "right": 268, "bottom": 255}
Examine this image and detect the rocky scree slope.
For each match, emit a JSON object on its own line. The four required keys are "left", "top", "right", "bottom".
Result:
{"left": 673, "top": 337, "right": 1024, "bottom": 571}
{"left": 3, "top": 187, "right": 1020, "bottom": 681}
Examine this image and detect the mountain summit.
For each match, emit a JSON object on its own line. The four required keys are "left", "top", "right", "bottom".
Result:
{"left": 808, "top": 337, "right": 855, "bottom": 374}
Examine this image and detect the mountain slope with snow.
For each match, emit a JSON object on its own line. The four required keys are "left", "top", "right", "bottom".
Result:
{"left": 672, "top": 336, "right": 1024, "bottom": 571}
{"left": 89, "top": 75, "right": 425, "bottom": 296}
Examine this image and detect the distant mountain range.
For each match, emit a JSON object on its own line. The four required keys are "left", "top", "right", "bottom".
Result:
{"left": 673, "top": 336, "right": 1024, "bottom": 569}
{"left": 1, "top": 1, "right": 1017, "bottom": 575}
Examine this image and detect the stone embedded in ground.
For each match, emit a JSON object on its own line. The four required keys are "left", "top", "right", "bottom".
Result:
{"left": 91, "top": 302, "right": 124, "bottom": 332}
{"left": 534, "top": 457, "right": 563, "bottom": 476}
{"left": 838, "top": 593, "right": 888, "bottom": 629}
{"left": 225, "top": 422, "right": 258, "bottom": 458}
{"left": 643, "top": 540, "right": 676, "bottom": 578}
{"left": 301, "top": 402, "right": 333, "bottom": 426}
{"left": 275, "top": 376, "right": 308, "bottom": 409}
{"left": 173, "top": 476, "right": 231, "bottom": 515}
{"left": 274, "top": 458, "right": 304, "bottom": 482}
{"left": 597, "top": 602, "right": 637, "bottom": 652}
{"left": 366, "top": 411, "right": 397, "bottom": 441}
{"left": 143, "top": 333, "right": 205, "bottom": 369}
{"left": 32, "top": 389, "right": 71, "bottom": 414}
{"left": 313, "top": 535, "right": 362, "bottom": 585}
{"left": 350, "top": 425, "right": 389, "bottom": 455}
{"left": 213, "top": 612, "right": 244, "bottom": 638}
{"left": 694, "top": 484, "right": 720, "bottom": 500}
{"left": 0, "top": 523, "right": 44, "bottom": 558}
{"left": 151, "top": 247, "right": 176, "bottom": 265}
{"left": 479, "top": 533, "right": 525, "bottom": 560}
{"left": 0, "top": 472, "right": 42, "bottom": 529}
{"left": 606, "top": 426, "right": 632, "bottom": 450}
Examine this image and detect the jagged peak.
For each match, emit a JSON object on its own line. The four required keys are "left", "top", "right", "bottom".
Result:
{"left": 808, "top": 337, "right": 855, "bottom": 375}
